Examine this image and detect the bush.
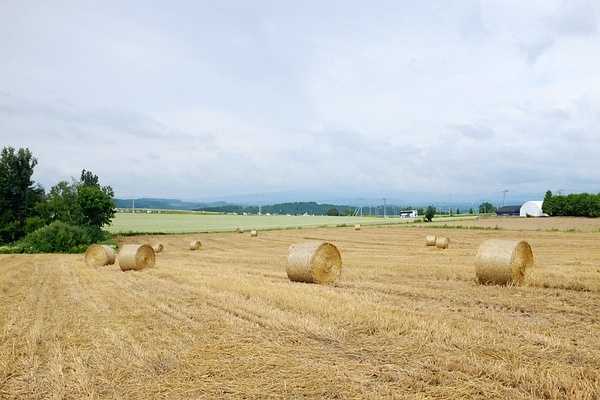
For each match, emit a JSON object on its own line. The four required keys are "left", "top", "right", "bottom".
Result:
{"left": 25, "top": 216, "right": 46, "bottom": 234}
{"left": 18, "top": 221, "right": 94, "bottom": 253}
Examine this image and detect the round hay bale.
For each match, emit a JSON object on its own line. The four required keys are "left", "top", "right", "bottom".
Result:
{"left": 189, "top": 240, "right": 202, "bottom": 250}
{"left": 250, "top": 230, "right": 258, "bottom": 237}
{"left": 118, "top": 244, "right": 155, "bottom": 271}
{"left": 84, "top": 244, "right": 116, "bottom": 267}
{"left": 435, "top": 237, "right": 450, "bottom": 249}
{"left": 152, "top": 243, "right": 164, "bottom": 253}
{"left": 425, "top": 235, "right": 437, "bottom": 246}
{"left": 235, "top": 227, "right": 242, "bottom": 233}
{"left": 475, "top": 239, "right": 534, "bottom": 285}
{"left": 354, "top": 224, "right": 361, "bottom": 231}
{"left": 287, "top": 241, "right": 342, "bottom": 284}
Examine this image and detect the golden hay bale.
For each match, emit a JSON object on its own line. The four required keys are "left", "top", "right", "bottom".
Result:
{"left": 84, "top": 244, "right": 116, "bottom": 267}
{"left": 354, "top": 224, "right": 361, "bottom": 231}
{"left": 287, "top": 241, "right": 342, "bottom": 284}
{"left": 435, "top": 236, "right": 450, "bottom": 249}
{"left": 118, "top": 244, "right": 155, "bottom": 271}
{"left": 475, "top": 239, "right": 534, "bottom": 285}
{"left": 189, "top": 240, "right": 202, "bottom": 250}
{"left": 250, "top": 230, "right": 258, "bottom": 237}
{"left": 425, "top": 235, "right": 437, "bottom": 246}
{"left": 152, "top": 243, "right": 164, "bottom": 253}
{"left": 235, "top": 226, "right": 242, "bottom": 233}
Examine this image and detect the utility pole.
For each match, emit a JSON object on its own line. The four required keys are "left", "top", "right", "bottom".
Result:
{"left": 501, "top": 190, "right": 509, "bottom": 208}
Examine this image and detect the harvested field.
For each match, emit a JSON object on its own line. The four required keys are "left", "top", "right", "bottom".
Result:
{"left": 107, "top": 213, "right": 421, "bottom": 234}
{"left": 422, "top": 216, "right": 600, "bottom": 232}
{"left": 1, "top": 225, "right": 599, "bottom": 399}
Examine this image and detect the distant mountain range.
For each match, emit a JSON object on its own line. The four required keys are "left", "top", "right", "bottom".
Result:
{"left": 196, "top": 202, "right": 357, "bottom": 215}
{"left": 114, "top": 198, "right": 227, "bottom": 210}
{"left": 114, "top": 198, "right": 484, "bottom": 214}
{"left": 114, "top": 191, "right": 544, "bottom": 212}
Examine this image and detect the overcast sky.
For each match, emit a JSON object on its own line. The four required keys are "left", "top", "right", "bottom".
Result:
{"left": 1, "top": 1, "right": 599, "bottom": 202}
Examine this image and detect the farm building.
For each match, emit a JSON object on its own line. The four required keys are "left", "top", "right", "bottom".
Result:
{"left": 496, "top": 205, "right": 521, "bottom": 216}
{"left": 520, "top": 201, "right": 545, "bottom": 217}
{"left": 399, "top": 210, "right": 418, "bottom": 218}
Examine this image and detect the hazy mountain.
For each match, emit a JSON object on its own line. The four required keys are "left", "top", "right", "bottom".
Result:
{"left": 114, "top": 198, "right": 227, "bottom": 210}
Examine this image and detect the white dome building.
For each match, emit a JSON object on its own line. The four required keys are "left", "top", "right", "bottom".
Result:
{"left": 520, "top": 201, "right": 545, "bottom": 217}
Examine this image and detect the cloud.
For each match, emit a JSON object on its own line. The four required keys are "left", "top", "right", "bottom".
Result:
{"left": 450, "top": 124, "right": 495, "bottom": 140}
{"left": 0, "top": 1, "right": 599, "bottom": 201}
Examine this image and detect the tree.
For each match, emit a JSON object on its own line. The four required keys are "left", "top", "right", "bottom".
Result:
{"left": 456, "top": 208, "right": 460, "bottom": 215}
{"left": 80, "top": 169, "right": 100, "bottom": 187}
{"left": 326, "top": 208, "right": 339, "bottom": 216}
{"left": 542, "top": 190, "right": 554, "bottom": 216}
{"left": 540, "top": 191, "right": 600, "bottom": 218}
{"left": 424, "top": 206, "right": 435, "bottom": 222}
{"left": 0, "top": 147, "right": 44, "bottom": 243}
{"left": 77, "top": 184, "right": 115, "bottom": 229}
{"left": 38, "top": 180, "right": 82, "bottom": 226}
{"left": 38, "top": 169, "right": 115, "bottom": 231}
{"left": 469, "top": 208, "right": 474, "bottom": 214}
{"left": 479, "top": 202, "right": 496, "bottom": 214}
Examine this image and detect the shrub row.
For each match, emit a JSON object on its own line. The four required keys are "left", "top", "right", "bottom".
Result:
{"left": 0, "top": 221, "right": 113, "bottom": 254}
{"left": 543, "top": 191, "right": 600, "bottom": 218}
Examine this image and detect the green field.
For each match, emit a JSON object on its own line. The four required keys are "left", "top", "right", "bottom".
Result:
{"left": 107, "top": 212, "right": 417, "bottom": 234}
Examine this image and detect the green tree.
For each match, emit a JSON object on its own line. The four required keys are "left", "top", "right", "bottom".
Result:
{"left": 38, "top": 170, "right": 115, "bottom": 232}
{"left": 38, "top": 180, "right": 82, "bottom": 225}
{"left": 424, "top": 206, "right": 435, "bottom": 222}
{"left": 326, "top": 208, "right": 339, "bottom": 216}
{"left": 479, "top": 202, "right": 496, "bottom": 214}
{"left": 469, "top": 208, "right": 474, "bottom": 214}
{"left": 77, "top": 184, "right": 115, "bottom": 229}
{"left": 542, "top": 190, "right": 554, "bottom": 216}
{"left": 80, "top": 169, "right": 100, "bottom": 186}
{"left": 0, "top": 147, "right": 44, "bottom": 243}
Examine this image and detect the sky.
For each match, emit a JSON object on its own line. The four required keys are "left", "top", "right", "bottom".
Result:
{"left": 1, "top": 0, "right": 599, "bottom": 203}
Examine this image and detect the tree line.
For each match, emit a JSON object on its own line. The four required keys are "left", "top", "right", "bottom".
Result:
{"left": 543, "top": 191, "right": 600, "bottom": 217}
{"left": 197, "top": 202, "right": 358, "bottom": 216}
{"left": 0, "top": 147, "right": 115, "bottom": 252}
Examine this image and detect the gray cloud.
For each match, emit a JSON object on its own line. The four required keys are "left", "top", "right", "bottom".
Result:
{"left": 1, "top": 0, "right": 599, "bottom": 200}
{"left": 450, "top": 124, "right": 495, "bottom": 141}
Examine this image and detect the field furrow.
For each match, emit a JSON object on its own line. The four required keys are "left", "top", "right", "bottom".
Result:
{"left": 1, "top": 224, "right": 600, "bottom": 398}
